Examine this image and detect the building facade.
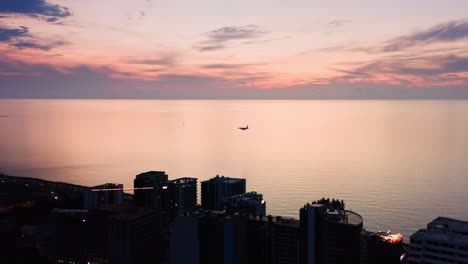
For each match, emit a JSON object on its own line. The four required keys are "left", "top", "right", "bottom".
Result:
{"left": 225, "top": 191, "right": 266, "bottom": 216}
{"left": 299, "top": 203, "right": 363, "bottom": 264}
{"left": 364, "top": 230, "right": 405, "bottom": 264}
{"left": 83, "top": 183, "right": 123, "bottom": 209}
{"left": 168, "top": 177, "right": 197, "bottom": 216}
{"left": 133, "top": 171, "right": 168, "bottom": 209}
{"left": 201, "top": 175, "right": 246, "bottom": 210}
{"left": 409, "top": 217, "right": 468, "bottom": 264}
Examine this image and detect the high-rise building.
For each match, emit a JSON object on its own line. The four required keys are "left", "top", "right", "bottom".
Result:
{"left": 170, "top": 210, "right": 248, "bottom": 264}
{"left": 225, "top": 191, "right": 266, "bottom": 216}
{"left": 408, "top": 217, "right": 468, "bottom": 264}
{"left": 134, "top": 171, "right": 168, "bottom": 209}
{"left": 84, "top": 205, "right": 166, "bottom": 264}
{"left": 364, "top": 230, "right": 405, "bottom": 264}
{"left": 170, "top": 214, "right": 201, "bottom": 264}
{"left": 168, "top": 177, "right": 197, "bottom": 216}
{"left": 201, "top": 175, "right": 246, "bottom": 210}
{"left": 83, "top": 183, "right": 123, "bottom": 209}
{"left": 171, "top": 211, "right": 299, "bottom": 264}
{"left": 244, "top": 215, "right": 272, "bottom": 264}
{"left": 299, "top": 202, "right": 363, "bottom": 264}
{"left": 108, "top": 207, "right": 164, "bottom": 264}
{"left": 268, "top": 215, "right": 300, "bottom": 264}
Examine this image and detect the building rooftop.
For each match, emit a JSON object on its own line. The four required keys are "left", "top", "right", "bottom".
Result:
{"left": 302, "top": 202, "right": 362, "bottom": 226}
{"left": 134, "top": 171, "right": 168, "bottom": 185}
{"left": 344, "top": 210, "right": 363, "bottom": 226}
{"left": 370, "top": 231, "right": 404, "bottom": 244}
{"left": 170, "top": 177, "right": 197, "bottom": 185}
{"left": 428, "top": 217, "right": 468, "bottom": 235}
{"left": 181, "top": 210, "right": 299, "bottom": 227}
{"left": 135, "top": 171, "right": 167, "bottom": 178}
{"left": 228, "top": 191, "right": 263, "bottom": 202}
{"left": 202, "top": 175, "right": 245, "bottom": 184}
{"left": 324, "top": 209, "right": 363, "bottom": 226}
{"left": 250, "top": 215, "right": 299, "bottom": 227}
{"left": 411, "top": 228, "right": 468, "bottom": 246}
{"left": 92, "top": 183, "right": 123, "bottom": 189}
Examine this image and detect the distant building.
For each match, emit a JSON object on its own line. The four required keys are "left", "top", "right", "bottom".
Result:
{"left": 408, "top": 217, "right": 468, "bottom": 264}
{"left": 134, "top": 171, "right": 168, "bottom": 209}
{"left": 299, "top": 202, "right": 363, "bottom": 264}
{"left": 168, "top": 177, "right": 197, "bottom": 216}
{"left": 225, "top": 191, "right": 266, "bottom": 216}
{"left": 363, "top": 230, "right": 405, "bottom": 264}
{"left": 201, "top": 175, "right": 246, "bottom": 210}
{"left": 83, "top": 183, "right": 123, "bottom": 209}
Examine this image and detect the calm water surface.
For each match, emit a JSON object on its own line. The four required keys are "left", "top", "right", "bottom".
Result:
{"left": 1, "top": 99, "right": 467, "bottom": 238}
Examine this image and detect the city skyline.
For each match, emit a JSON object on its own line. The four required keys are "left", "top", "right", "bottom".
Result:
{"left": 1, "top": 0, "right": 468, "bottom": 99}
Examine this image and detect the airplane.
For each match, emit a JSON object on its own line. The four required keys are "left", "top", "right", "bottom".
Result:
{"left": 238, "top": 125, "right": 249, "bottom": 131}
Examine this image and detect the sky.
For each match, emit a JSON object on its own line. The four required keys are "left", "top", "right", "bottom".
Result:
{"left": 0, "top": 0, "right": 468, "bottom": 99}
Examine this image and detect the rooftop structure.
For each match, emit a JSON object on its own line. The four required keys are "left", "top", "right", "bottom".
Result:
{"left": 225, "top": 191, "right": 266, "bottom": 216}
{"left": 428, "top": 216, "right": 468, "bottom": 234}
{"left": 409, "top": 217, "right": 468, "bottom": 264}
{"left": 324, "top": 209, "right": 363, "bottom": 226}
{"left": 300, "top": 201, "right": 363, "bottom": 264}
{"left": 364, "top": 230, "right": 406, "bottom": 264}
{"left": 171, "top": 210, "right": 299, "bottom": 264}
{"left": 201, "top": 175, "right": 246, "bottom": 210}
{"left": 84, "top": 183, "right": 123, "bottom": 209}
{"left": 167, "top": 177, "right": 198, "bottom": 216}
{"left": 134, "top": 171, "right": 168, "bottom": 209}
{"left": 377, "top": 232, "right": 404, "bottom": 244}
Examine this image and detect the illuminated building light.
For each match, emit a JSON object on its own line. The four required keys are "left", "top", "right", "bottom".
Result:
{"left": 379, "top": 233, "right": 403, "bottom": 244}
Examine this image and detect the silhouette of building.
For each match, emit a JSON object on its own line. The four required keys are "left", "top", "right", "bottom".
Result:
{"left": 42, "top": 206, "right": 165, "bottom": 264}
{"left": 83, "top": 183, "right": 123, "bottom": 209}
{"left": 201, "top": 175, "right": 246, "bottom": 210}
{"left": 90, "top": 206, "right": 163, "bottom": 264}
{"left": 245, "top": 215, "right": 300, "bottom": 264}
{"left": 170, "top": 214, "right": 201, "bottom": 264}
{"left": 363, "top": 230, "right": 405, "bottom": 264}
{"left": 299, "top": 202, "right": 363, "bottom": 264}
{"left": 225, "top": 191, "right": 266, "bottom": 216}
{"left": 167, "top": 177, "right": 197, "bottom": 216}
{"left": 42, "top": 209, "right": 89, "bottom": 263}
{"left": 170, "top": 210, "right": 248, "bottom": 264}
{"left": 408, "top": 217, "right": 468, "bottom": 264}
{"left": 134, "top": 171, "right": 168, "bottom": 209}
{"left": 171, "top": 211, "right": 299, "bottom": 264}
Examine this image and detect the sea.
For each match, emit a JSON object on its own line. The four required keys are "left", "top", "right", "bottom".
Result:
{"left": 1, "top": 99, "right": 467, "bottom": 238}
